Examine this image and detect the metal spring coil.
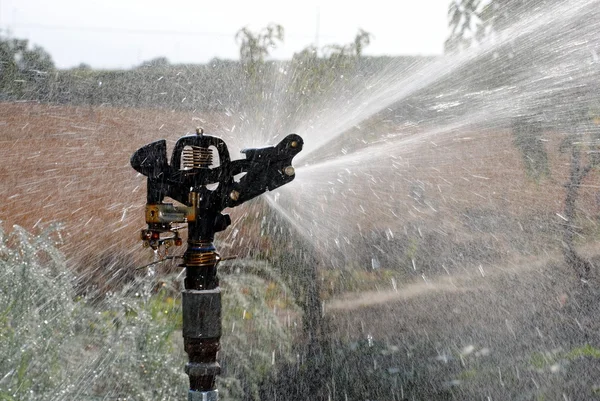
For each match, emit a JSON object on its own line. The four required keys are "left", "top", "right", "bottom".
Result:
{"left": 182, "top": 146, "right": 213, "bottom": 169}
{"left": 184, "top": 250, "right": 220, "bottom": 267}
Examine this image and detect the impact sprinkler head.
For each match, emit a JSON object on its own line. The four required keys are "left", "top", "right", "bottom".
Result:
{"left": 130, "top": 131, "right": 303, "bottom": 251}
{"left": 130, "top": 129, "right": 303, "bottom": 400}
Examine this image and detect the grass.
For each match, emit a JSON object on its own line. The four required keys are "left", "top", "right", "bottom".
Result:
{"left": 565, "top": 344, "right": 600, "bottom": 360}
{"left": 528, "top": 344, "right": 600, "bottom": 372}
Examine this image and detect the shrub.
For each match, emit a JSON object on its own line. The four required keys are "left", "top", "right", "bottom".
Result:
{"left": 0, "top": 224, "right": 299, "bottom": 401}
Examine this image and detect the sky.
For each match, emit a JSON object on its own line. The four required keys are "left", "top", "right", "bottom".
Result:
{"left": 0, "top": 0, "right": 450, "bottom": 69}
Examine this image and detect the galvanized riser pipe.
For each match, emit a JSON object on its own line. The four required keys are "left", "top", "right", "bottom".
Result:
{"left": 182, "top": 238, "right": 222, "bottom": 400}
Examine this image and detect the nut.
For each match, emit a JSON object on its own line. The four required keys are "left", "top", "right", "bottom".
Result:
{"left": 284, "top": 166, "right": 295, "bottom": 176}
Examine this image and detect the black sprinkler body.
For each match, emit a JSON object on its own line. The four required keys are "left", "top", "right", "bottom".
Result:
{"left": 131, "top": 128, "right": 303, "bottom": 401}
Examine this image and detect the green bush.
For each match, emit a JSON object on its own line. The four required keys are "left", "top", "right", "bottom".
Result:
{"left": 0, "top": 225, "right": 298, "bottom": 401}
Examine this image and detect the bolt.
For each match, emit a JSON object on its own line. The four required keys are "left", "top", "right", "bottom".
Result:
{"left": 290, "top": 141, "right": 298, "bottom": 148}
{"left": 196, "top": 127, "right": 204, "bottom": 135}
{"left": 230, "top": 190, "right": 240, "bottom": 201}
{"left": 284, "top": 166, "right": 295, "bottom": 176}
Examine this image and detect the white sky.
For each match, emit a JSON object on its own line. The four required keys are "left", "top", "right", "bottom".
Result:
{"left": 1, "top": 0, "right": 450, "bottom": 69}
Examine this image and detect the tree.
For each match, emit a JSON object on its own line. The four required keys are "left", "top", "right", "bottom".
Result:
{"left": 446, "top": 0, "right": 598, "bottom": 283}
{"left": 0, "top": 33, "right": 54, "bottom": 99}
{"left": 234, "top": 23, "right": 285, "bottom": 119}
{"left": 137, "top": 56, "right": 170, "bottom": 69}
{"left": 320, "top": 28, "right": 373, "bottom": 59}
{"left": 445, "top": 0, "right": 482, "bottom": 53}
{"left": 445, "top": 0, "right": 562, "bottom": 53}
{"left": 560, "top": 138, "right": 597, "bottom": 282}
{"left": 235, "top": 23, "right": 284, "bottom": 75}
{"left": 291, "top": 28, "right": 373, "bottom": 101}
{"left": 74, "top": 62, "right": 92, "bottom": 70}
{"left": 353, "top": 28, "right": 372, "bottom": 57}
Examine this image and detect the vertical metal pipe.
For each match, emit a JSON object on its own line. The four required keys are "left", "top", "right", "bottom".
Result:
{"left": 182, "top": 222, "right": 221, "bottom": 400}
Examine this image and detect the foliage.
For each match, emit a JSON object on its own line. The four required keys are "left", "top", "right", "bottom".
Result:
{"left": 0, "top": 223, "right": 187, "bottom": 400}
{"left": 232, "top": 23, "right": 373, "bottom": 137}
{"left": 444, "top": 0, "right": 570, "bottom": 91}
{"left": 352, "top": 29, "right": 372, "bottom": 57}
{"left": 558, "top": 126, "right": 600, "bottom": 281}
{"left": 0, "top": 28, "right": 433, "bottom": 123}
{"left": 511, "top": 117, "right": 550, "bottom": 180}
{"left": 236, "top": 24, "right": 284, "bottom": 67}
{"left": 565, "top": 344, "right": 600, "bottom": 360}
{"left": 234, "top": 23, "right": 285, "bottom": 130}
{"left": 0, "top": 225, "right": 298, "bottom": 401}
{"left": 320, "top": 28, "right": 372, "bottom": 59}
{"left": 446, "top": 0, "right": 600, "bottom": 283}
{"left": 445, "top": 0, "right": 564, "bottom": 53}
{"left": 0, "top": 32, "right": 55, "bottom": 100}
{"left": 219, "top": 260, "right": 299, "bottom": 401}
{"left": 279, "top": 28, "right": 375, "bottom": 127}
{"left": 529, "top": 344, "right": 600, "bottom": 371}
{"left": 0, "top": 223, "right": 75, "bottom": 400}
{"left": 445, "top": 0, "right": 484, "bottom": 53}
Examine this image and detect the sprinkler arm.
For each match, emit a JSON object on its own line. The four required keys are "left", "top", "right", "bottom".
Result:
{"left": 231, "top": 134, "right": 303, "bottom": 205}
{"left": 131, "top": 133, "right": 303, "bottom": 207}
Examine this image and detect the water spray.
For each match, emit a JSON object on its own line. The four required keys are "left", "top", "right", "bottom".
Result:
{"left": 131, "top": 127, "right": 303, "bottom": 400}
